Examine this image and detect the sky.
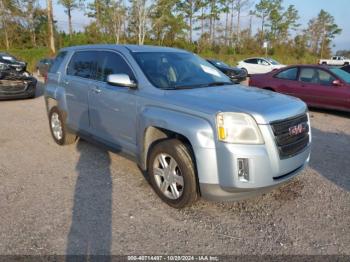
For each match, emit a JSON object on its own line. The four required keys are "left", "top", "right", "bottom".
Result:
{"left": 39, "top": 0, "right": 350, "bottom": 53}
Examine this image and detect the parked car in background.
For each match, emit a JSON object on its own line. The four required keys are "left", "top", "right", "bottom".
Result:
{"left": 237, "top": 57, "right": 285, "bottom": 75}
{"left": 0, "top": 53, "right": 27, "bottom": 72}
{"left": 0, "top": 67, "right": 37, "bottom": 100}
{"left": 45, "top": 44, "right": 311, "bottom": 208}
{"left": 36, "top": 58, "right": 53, "bottom": 77}
{"left": 249, "top": 65, "right": 350, "bottom": 112}
{"left": 341, "top": 65, "right": 350, "bottom": 74}
{"left": 319, "top": 56, "right": 350, "bottom": 66}
{"left": 206, "top": 59, "right": 247, "bottom": 83}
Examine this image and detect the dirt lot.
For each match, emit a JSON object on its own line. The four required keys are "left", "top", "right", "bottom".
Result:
{"left": 0, "top": 80, "right": 349, "bottom": 256}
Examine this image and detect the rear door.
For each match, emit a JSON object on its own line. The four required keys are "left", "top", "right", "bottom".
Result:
{"left": 88, "top": 50, "right": 138, "bottom": 153}
{"left": 61, "top": 50, "right": 98, "bottom": 131}
{"left": 273, "top": 67, "right": 304, "bottom": 98}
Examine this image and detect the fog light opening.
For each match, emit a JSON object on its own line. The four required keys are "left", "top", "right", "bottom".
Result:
{"left": 237, "top": 158, "right": 249, "bottom": 182}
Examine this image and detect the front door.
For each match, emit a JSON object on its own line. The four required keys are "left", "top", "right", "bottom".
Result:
{"left": 298, "top": 67, "right": 341, "bottom": 108}
{"left": 88, "top": 51, "right": 138, "bottom": 153}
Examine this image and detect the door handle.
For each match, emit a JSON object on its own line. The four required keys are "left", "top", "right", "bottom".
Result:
{"left": 92, "top": 87, "right": 102, "bottom": 94}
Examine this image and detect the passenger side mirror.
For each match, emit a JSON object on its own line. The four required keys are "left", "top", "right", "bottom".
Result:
{"left": 332, "top": 79, "right": 343, "bottom": 87}
{"left": 107, "top": 74, "right": 137, "bottom": 89}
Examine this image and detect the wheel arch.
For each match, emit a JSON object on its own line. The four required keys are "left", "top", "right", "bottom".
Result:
{"left": 263, "top": 87, "right": 275, "bottom": 92}
{"left": 138, "top": 107, "right": 219, "bottom": 185}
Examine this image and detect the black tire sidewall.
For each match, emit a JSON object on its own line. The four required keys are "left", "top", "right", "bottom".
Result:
{"left": 148, "top": 139, "right": 197, "bottom": 208}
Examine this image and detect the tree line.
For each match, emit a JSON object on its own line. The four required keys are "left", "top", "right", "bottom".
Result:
{"left": 0, "top": 0, "right": 343, "bottom": 59}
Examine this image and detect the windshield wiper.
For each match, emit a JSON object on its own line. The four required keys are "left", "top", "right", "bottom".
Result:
{"left": 171, "top": 81, "right": 232, "bottom": 90}
{"left": 205, "top": 81, "right": 232, "bottom": 87}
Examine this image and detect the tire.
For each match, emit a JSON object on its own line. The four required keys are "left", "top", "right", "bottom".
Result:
{"left": 344, "top": 62, "right": 349, "bottom": 66}
{"left": 241, "top": 68, "right": 248, "bottom": 76}
{"left": 49, "top": 107, "right": 77, "bottom": 146}
{"left": 148, "top": 139, "right": 198, "bottom": 208}
{"left": 322, "top": 62, "right": 327, "bottom": 65}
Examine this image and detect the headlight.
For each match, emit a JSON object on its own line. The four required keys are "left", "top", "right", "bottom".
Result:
{"left": 216, "top": 112, "right": 264, "bottom": 144}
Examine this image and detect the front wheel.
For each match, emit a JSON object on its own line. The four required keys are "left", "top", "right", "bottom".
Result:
{"left": 148, "top": 139, "right": 198, "bottom": 208}
{"left": 49, "top": 107, "right": 77, "bottom": 145}
{"left": 241, "top": 68, "right": 248, "bottom": 76}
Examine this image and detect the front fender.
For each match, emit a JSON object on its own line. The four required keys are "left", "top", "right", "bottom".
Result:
{"left": 138, "top": 106, "right": 220, "bottom": 184}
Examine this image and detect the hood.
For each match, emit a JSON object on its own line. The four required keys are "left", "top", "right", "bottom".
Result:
{"left": 163, "top": 85, "right": 307, "bottom": 124}
{"left": 272, "top": 64, "right": 286, "bottom": 69}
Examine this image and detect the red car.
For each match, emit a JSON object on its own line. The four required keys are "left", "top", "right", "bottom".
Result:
{"left": 249, "top": 65, "right": 350, "bottom": 112}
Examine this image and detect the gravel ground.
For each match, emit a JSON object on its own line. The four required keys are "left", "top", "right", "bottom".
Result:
{"left": 0, "top": 80, "right": 349, "bottom": 256}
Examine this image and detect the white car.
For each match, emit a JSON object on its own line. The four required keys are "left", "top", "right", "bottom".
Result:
{"left": 237, "top": 57, "right": 286, "bottom": 75}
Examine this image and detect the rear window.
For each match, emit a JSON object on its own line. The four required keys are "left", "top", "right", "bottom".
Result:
{"left": 49, "top": 51, "right": 67, "bottom": 73}
{"left": 244, "top": 59, "right": 257, "bottom": 64}
{"left": 275, "top": 68, "right": 298, "bottom": 80}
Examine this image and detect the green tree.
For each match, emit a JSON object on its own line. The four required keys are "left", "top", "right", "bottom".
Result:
{"left": 58, "top": 0, "right": 80, "bottom": 37}
{"left": 151, "top": 0, "right": 186, "bottom": 45}
{"left": 0, "top": 0, "right": 21, "bottom": 49}
{"left": 176, "top": 0, "right": 201, "bottom": 43}
{"left": 305, "top": 9, "right": 342, "bottom": 57}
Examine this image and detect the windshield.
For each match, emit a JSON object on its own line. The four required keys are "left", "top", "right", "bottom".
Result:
{"left": 210, "top": 60, "right": 230, "bottom": 68}
{"left": 266, "top": 58, "right": 281, "bottom": 65}
{"left": 330, "top": 68, "right": 350, "bottom": 84}
{"left": 133, "top": 52, "right": 231, "bottom": 89}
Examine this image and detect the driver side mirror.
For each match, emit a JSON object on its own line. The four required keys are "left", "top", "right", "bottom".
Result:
{"left": 107, "top": 74, "right": 137, "bottom": 89}
{"left": 332, "top": 79, "right": 343, "bottom": 87}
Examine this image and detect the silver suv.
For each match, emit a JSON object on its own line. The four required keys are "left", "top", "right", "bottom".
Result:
{"left": 45, "top": 45, "right": 311, "bottom": 208}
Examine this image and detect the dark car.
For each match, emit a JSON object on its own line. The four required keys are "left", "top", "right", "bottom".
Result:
{"left": 341, "top": 65, "right": 350, "bottom": 74}
{"left": 0, "top": 68, "right": 37, "bottom": 100}
{"left": 36, "top": 58, "right": 53, "bottom": 77}
{"left": 0, "top": 53, "right": 27, "bottom": 72}
{"left": 249, "top": 65, "right": 350, "bottom": 112}
{"left": 206, "top": 59, "right": 247, "bottom": 83}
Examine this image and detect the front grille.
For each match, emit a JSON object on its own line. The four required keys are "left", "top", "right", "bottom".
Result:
{"left": 271, "top": 113, "right": 310, "bottom": 159}
{"left": 0, "top": 80, "right": 27, "bottom": 93}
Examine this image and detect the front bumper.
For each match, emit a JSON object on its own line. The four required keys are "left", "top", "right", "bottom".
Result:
{"left": 196, "top": 122, "right": 311, "bottom": 201}
{"left": 0, "top": 78, "right": 37, "bottom": 100}
{"left": 200, "top": 162, "right": 307, "bottom": 201}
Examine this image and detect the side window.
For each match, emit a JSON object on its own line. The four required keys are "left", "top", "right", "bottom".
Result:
{"left": 244, "top": 59, "right": 257, "bottom": 64}
{"left": 96, "top": 51, "right": 135, "bottom": 82}
{"left": 49, "top": 51, "right": 67, "bottom": 73}
{"left": 299, "top": 68, "right": 316, "bottom": 83}
{"left": 299, "top": 68, "right": 335, "bottom": 86}
{"left": 275, "top": 67, "right": 298, "bottom": 80}
{"left": 258, "top": 59, "right": 269, "bottom": 66}
{"left": 318, "top": 69, "right": 335, "bottom": 86}
{"left": 67, "top": 51, "right": 97, "bottom": 79}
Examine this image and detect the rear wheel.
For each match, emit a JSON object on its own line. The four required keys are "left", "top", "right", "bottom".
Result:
{"left": 241, "top": 68, "right": 248, "bottom": 76}
{"left": 344, "top": 62, "right": 349, "bottom": 66}
{"left": 49, "top": 107, "right": 77, "bottom": 145}
{"left": 148, "top": 139, "right": 198, "bottom": 208}
{"left": 322, "top": 62, "right": 327, "bottom": 65}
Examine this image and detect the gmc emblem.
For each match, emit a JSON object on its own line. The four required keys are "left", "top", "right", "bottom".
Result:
{"left": 289, "top": 124, "right": 306, "bottom": 136}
